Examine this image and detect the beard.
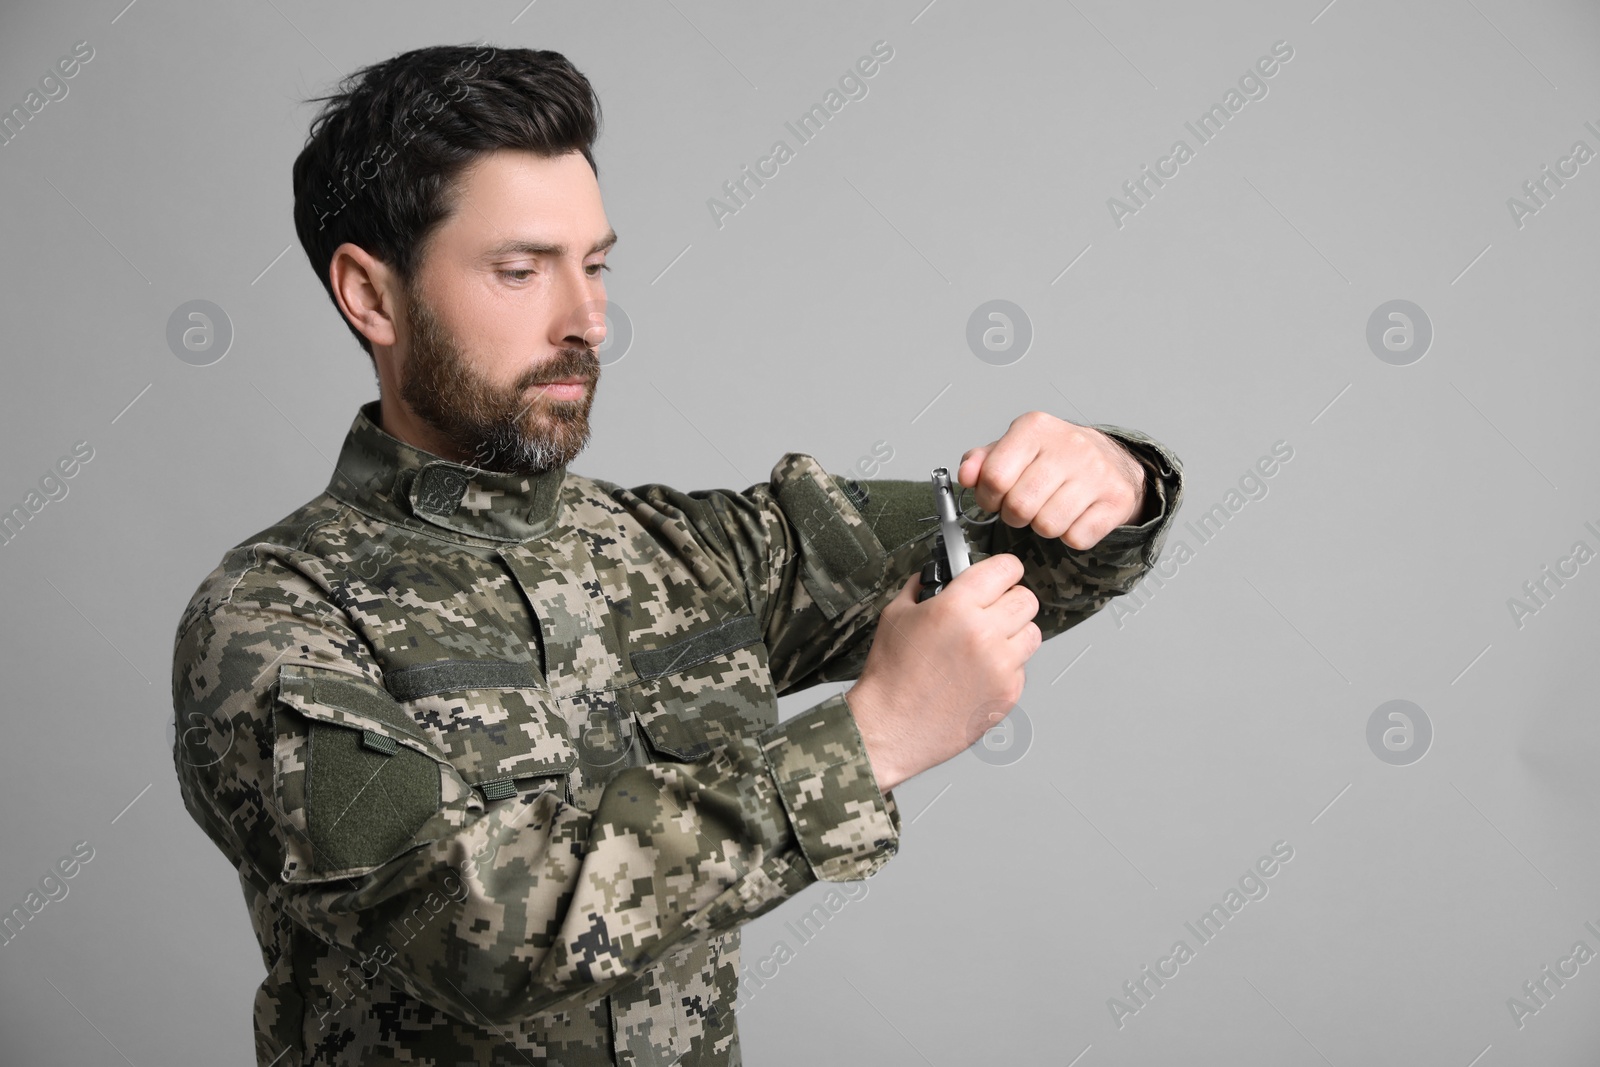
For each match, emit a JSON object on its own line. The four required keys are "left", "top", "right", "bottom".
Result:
{"left": 398, "top": 284, "right": 600, "bottom": 475}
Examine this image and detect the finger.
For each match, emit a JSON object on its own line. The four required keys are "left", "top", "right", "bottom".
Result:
{"left": 1063, "top": 498, "right": 1126, "bottom": 551}
{"left": 972, "top": 430, "right": 1043, "bottom": 516}
{"left": 991, "top": 584, "right": 1041, "bottom": 636}
{"left": 1030, "top": 480, "right": 1093, "bottom": 541}
{"left": 1005, "top": 621, "right": 1042, "bottom": 660}
{"left": 944, "top": 552, "right": 1025, "bottom": 607}
{"left": 996, "top": 455, "right": 1064, "bottom": 529}
{"left": 957, "top": 444, "right": 992, "bottom": 489}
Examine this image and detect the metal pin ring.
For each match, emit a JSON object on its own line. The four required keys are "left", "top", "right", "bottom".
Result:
{"left": 957, "top": 486, "right": 1001, "bottom": 525}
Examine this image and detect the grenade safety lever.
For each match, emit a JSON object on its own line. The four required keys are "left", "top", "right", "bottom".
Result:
{"left": 918, "top": 467, "right": 974, "bottom": 602}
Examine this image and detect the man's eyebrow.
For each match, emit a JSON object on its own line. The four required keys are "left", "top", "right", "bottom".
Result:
{"left": 481, "top": 229, "right": 618, "bottom": 259}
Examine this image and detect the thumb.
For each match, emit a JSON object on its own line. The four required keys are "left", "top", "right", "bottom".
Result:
{"left": 958, "top": 445, "right": 990, "bottom": 488}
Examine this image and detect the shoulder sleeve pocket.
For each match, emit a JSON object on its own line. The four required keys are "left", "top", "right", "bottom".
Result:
{"left": 272, "top": 663, "right": 461, "bottom": 884}
{"left": 771, "top": 454, "right": 893, "bottom": 621}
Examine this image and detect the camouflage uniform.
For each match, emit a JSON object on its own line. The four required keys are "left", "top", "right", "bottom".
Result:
{"left": 170, "top": 400, "right": 1183, "bottom": 1066}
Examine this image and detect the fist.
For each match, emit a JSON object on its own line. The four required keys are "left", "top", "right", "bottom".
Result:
{"left": 958, "top": 411, "right": 1149, "bottom": 551}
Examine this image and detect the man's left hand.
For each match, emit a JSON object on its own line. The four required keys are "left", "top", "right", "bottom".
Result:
{"left": 957, "top": 412, "right": 1150, "bottom": 551}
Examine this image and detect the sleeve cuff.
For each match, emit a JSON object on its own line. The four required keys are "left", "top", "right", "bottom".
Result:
{"left": 1088, "top": 423, "right": 1185, "bottom": 567}
{"left": 758, "top": 692, "right": 900, "bottom": 882}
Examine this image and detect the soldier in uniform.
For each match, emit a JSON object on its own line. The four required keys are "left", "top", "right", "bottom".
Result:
{"left": 170, "top": 44, "right": 1185, "bottom": 1066}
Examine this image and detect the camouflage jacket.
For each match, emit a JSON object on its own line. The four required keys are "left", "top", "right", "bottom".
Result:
{"left": 170, "top": 400, "right": 1183, "bottom": 1066}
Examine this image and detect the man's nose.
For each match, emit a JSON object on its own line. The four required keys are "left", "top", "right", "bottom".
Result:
{"left": 563, "top": 298, "right": 606, "bottom": 351}
{"left": 553, "top": 264, "right": 606, "bottom": 350}
{"left": 579, "top": 313, "right": 606, "bottom": 349}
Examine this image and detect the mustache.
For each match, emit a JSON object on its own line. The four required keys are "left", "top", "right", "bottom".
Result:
{"left": 520, "top": 346, "right": 600, "bottom": 388}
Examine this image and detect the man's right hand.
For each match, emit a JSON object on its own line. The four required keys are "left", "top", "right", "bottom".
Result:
{"left": 844, "top": 553, "right": 1042, "bottom": 793}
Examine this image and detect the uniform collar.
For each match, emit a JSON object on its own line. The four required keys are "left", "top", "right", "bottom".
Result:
{"left": 326, "top": 401, "right": 567, "bottom": 543}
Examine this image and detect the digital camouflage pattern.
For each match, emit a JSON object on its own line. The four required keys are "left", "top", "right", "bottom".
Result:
{"left": 170, "top": 400, "right": 1183, "bottom": 1066}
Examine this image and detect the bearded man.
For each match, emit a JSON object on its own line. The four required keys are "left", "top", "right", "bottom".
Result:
{"left": 170, "top": 42, "right": 1184, "bottom": 1067}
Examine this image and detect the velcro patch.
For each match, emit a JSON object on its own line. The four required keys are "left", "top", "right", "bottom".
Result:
{"left": 384, "top": 659, "right": 545, "bottom": 701}
{"left": 632, "top": 613, "right": 762, "bottom": 680}
{"left": 772, "top": 455, "right": 879, "bottom": 619}
{"left": 305, "top": 721, "right": 439, "bottom": 873}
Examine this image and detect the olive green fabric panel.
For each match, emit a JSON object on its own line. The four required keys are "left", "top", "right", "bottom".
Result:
{"left": 305, "top": 720, "right": 441, "bottom": 874}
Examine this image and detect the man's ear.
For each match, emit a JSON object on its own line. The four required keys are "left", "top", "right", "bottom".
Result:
{"left": 329, "top": 243, "right": 403, "bottom": 350}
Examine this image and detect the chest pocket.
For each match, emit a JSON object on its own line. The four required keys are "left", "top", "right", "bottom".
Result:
{"left": 382, "top": 659, "right": 577, "bottom": 801}
{"left": 624, "top": 612, "right": 778, "bottom": 760}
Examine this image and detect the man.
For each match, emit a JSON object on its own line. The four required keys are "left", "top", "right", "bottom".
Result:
{"left": 170, "top": 43, "right": 1184, "bottom": 1067}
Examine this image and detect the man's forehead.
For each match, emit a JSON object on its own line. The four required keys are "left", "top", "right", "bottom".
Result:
{"left": 444, "top": 149, "right": 611, "bottom": 254}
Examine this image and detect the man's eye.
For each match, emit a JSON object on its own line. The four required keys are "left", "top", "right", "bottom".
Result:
{"left": 587, "top": 263, "right": 611, "bottom": 276}
{"left": 499, "top": 269, "right": 535, "bottom": 282}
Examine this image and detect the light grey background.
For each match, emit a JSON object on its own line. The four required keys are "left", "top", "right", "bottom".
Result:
{"left": 2, "top": 0, "right": 1597, "bottom": 1063}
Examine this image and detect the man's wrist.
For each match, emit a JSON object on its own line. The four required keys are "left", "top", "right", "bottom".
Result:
{"left": 842, "top": 682, "right": 905, "bottom": 794}
{"left": 1111, "top": 438, "right": 1160, "bottom": 527}
{"left": 1130, "top": 457, "right": 1158, "bottom": 525}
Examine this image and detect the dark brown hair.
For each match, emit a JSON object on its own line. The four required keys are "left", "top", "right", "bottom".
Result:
{"left": 292, "top": 43, "right": 603, "bottom": 357}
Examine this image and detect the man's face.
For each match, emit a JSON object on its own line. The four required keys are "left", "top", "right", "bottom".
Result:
{"left": 396, "top": 148, "right": 614, "bottom": 474}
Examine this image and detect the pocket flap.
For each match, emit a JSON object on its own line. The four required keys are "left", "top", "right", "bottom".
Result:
{"left": 280, "top": 662, "right": 578, "bottom": 790}
{"left": 627, "top": 621, "right": 773, "bottom": 761}
{"left": 276, "top": 663, "right": 444, "bottom": 759}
